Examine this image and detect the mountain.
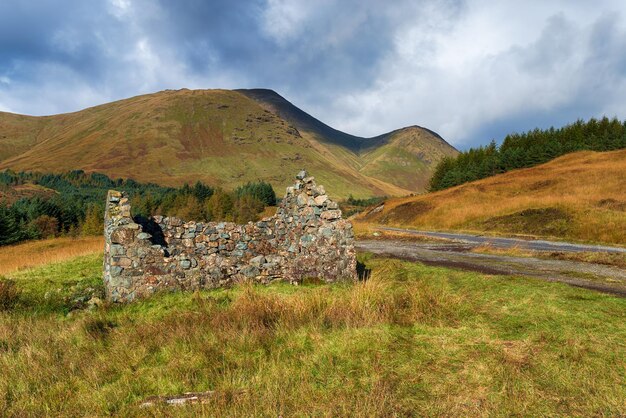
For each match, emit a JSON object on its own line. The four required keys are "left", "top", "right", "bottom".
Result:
{"left": 356, "top": 149, "right": 626, "bottom": 244}
{"left": 238, "top": 89, "right": 457, "bottom": 192}
{"left": 0, "top": 88, "right": 458, "bottom": 198}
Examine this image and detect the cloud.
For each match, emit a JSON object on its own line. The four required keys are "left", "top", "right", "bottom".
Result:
{"left": 0, "top": 0, "right": 625, "bottom": 148}
{"left": 322, "top": 1, "right": 626, "bottom": 146}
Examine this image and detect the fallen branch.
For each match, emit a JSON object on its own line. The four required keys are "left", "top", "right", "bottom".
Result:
{"left": 139, "top": 389, "right": 246, "bottom": 408}
{"left": 140, "top": 391, "right": 215, "bottom": 407}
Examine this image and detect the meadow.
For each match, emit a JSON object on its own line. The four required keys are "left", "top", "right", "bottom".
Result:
{"left": 0, "top": 236, "right": 102, "bottom": 275}
{"left": 1, "top": 247, "right": 624, "bottom": 416}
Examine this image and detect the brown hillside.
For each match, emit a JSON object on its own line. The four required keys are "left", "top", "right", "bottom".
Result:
{"left": 0, "top": 89, "right": 457, "bottom": 198}
{"left": 357, "top": 149, "right": 626, "bottom": 244}
{"left": 0, "top": 183, "right": 57, "bottom": 204}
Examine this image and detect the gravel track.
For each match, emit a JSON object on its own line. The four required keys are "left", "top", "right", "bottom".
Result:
{"left": 356, "top": 239, "right": 626, "bottom": 297}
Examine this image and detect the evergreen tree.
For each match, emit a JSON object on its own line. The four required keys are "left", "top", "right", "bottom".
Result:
{"left": 234, "top": 181, "right": 277, "bottom": 206}
{"left": 0, "top": 205, "right": 21, "bottom": 245}
{"left": 172, "top": 195, "right": 205, "bottom": 220}
{"left": 81, "top": 204, "right": 104, "bottom": 236}
{"left": 233, "top": 195, "right": 265, "bottom": 223}
{"left": 429, "top": 116, "right": 626, "bottom": 191}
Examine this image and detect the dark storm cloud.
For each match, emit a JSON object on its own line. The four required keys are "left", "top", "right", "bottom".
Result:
{"left": 0, "top": 1, "right": 122, "bottom": 82}
{"left": 149, "top": 0, "right": 267, "bottom": 69}
{"left": 1, "top": 0, "right": 625, "bottom": 149}
{"left": 0, "top": 0, "right": 408, "bottom": 116}
{"left": 144, "top": 0, "right": 407, "bottom": 98}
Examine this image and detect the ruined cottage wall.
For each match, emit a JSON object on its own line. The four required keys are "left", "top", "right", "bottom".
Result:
{"left": 103, "top": 172, "right": 356, "bottom": 302}
{"left": 273, "top": 174, "right": 356, "bottom": 281}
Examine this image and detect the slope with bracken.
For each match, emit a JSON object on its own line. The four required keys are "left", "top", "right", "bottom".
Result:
{"left": 0, "top": 89, "right": 457, "bottom": 198}
{"left": 356, "top": 149, "right": 626, "bottom": 244}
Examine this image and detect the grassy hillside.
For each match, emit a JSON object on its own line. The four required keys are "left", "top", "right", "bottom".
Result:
{"left": 0, "top": 89, "right": 457, "bottom": 199}
{"left": 0, "top": 252, "right": 624, "bottom": 415}
{"left": 430, "top": 117, "right": 626, "bottom": 191}
{"left": 239, "top": 88, "right": 459, "bottom": 194}
{"left": 0, "top": 236, "right": 102, "bottom": 275}
{"left": 357, "top": 149, "right": 626, "bottom": 245}
{"left": 359, "top": 127, "right": 457, "bottom": 192}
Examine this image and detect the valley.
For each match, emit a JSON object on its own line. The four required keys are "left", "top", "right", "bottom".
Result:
{"left": 3, "top": 2, "right": 626, "bottom": 416}
{"left": 1, "top": 113, "right": 625, "bottom": 415}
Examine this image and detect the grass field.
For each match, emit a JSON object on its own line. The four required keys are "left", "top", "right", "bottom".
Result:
{"left": 357, "top": 149, "right": 626, "bottom": 245}
{"left": 0, "top": 236, "right": 102, "bottom": 275}
{"left": 1, "top": 251, "right": 624, "bottom": 416}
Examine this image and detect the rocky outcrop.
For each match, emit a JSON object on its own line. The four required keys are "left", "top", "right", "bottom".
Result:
{"left": 103, "top": 171, "right": 357, "bottom": 302}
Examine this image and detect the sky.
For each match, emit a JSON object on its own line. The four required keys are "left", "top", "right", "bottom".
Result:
{"left": 1, "top": 0, "right": 626, "bottom": 149}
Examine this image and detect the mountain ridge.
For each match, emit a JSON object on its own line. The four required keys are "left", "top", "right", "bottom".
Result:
{"left": 0, "top": 88, "right": 458, "bottom": 198}
{"left": 237, "top": 88, "right": 451, "bottom": 152}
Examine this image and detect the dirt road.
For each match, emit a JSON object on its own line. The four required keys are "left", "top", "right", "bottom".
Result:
{"left": 356, "top": 239, "right": 626, "bottom": 296}
{"left": 378, "top": 227, "right": 626, "bottom": 253}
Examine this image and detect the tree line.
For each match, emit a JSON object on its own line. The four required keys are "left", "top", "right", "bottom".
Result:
{"left": 429, "top": 117, "right": 626, "bottom": 191}
{"left": 0, "top": 170, "right": 276, "bottom": 246}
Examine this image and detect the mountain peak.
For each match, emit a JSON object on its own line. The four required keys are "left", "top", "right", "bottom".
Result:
{"left": 0, "top": 88, "right": 458, "bottom": 197}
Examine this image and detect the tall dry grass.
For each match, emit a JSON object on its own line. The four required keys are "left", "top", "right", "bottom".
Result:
{"left": 358, "top": 149, "right": 626, "bottom": 244}
{"left": 0, "top": 259, "right": 468, "bottom": 416}
{"left": 203, "top": 261, "right": 464, "bottom": 336}
{"left": 0, "top": 236, "right": 102, "bottom": 275}
{"left": 1, "top": 255, "right": 625, "bottom": 416}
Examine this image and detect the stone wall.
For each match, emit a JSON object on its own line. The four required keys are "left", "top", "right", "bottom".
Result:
{"left": 103, "top": 171, "right": 357, "bottom": 302}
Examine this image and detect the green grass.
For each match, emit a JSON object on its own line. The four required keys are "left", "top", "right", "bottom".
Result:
{"left": 5, "top": 253, "right": 104, "bottom": 315}
{"left": 0, "top": 253, "right": 625, "bottom": 416}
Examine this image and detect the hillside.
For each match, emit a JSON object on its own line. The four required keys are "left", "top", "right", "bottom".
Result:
{"left": 0, "top": 183, "right": 57, "bottom": 204}
{"left": 239, "top": 89, "right": 457, "bottom": 192}
{"left": 429, "top": 117, "right": 626, "bottom": 191}
{"left": 0, "top": 89, "right": 457, "bottom": 198}
{"left": 357, "top": 149, "right": 626, "bottom": 244}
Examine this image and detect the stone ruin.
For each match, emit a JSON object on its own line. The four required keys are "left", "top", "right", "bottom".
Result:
{"left": 103, "top": 171, "right": 357, "bottom": 302}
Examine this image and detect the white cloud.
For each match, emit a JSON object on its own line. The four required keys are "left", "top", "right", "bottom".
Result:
{"left": 314, "top": 1, "right": 626, "bottom": 146}
{"left": 107, "top": 0, "right": 132, "bottom": 19}
{"left": 261, "top": 0, "right": 312, "bottom": 42}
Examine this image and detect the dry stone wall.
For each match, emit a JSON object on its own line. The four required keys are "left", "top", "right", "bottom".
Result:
{"left": 103, "top": 171, "right": 357, "bottom": 302}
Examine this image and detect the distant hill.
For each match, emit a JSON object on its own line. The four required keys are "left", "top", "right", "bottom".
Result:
{"left": 357, "top": 149, "right": 626, "bottom": 244}
{"left": 238, "top": 89, "right": 457, "bottom": 192}
{"left": 0, "top": 89, "right": 457, "bottom": 198}
{"left": 429, "top": 117, "right": 626, "bottom": 191}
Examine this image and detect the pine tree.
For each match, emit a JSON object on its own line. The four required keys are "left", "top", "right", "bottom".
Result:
{"left": 233, "top": 195, "right": 265, "bottom": 223}
{"left": 0, "top": 205, "right": 21, "bottom": 246}
{"left": 173, "top": 196, "right": 204, "bottom": 220}
{"left": 81, "top": 204, "right": 104, "bottom": 236}
{"left": 30, "top": 215, "right": 59, "bottom": 238}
